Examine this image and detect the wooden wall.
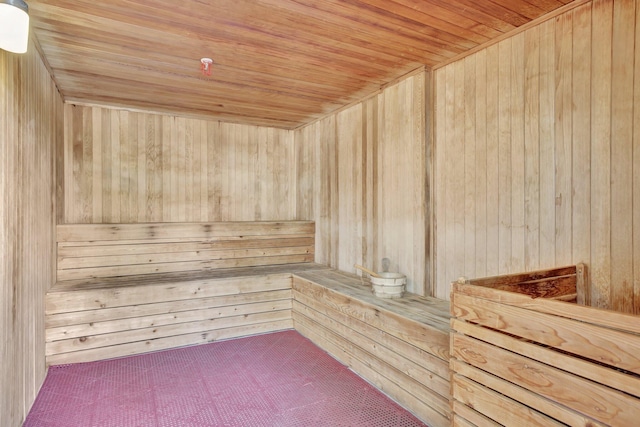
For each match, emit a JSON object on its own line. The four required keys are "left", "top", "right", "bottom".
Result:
{"left": 60, "top": 105, "right": 297, "bottom": 224}
{"left": 0, "top": 46, "right": 63, "bottom": 425}
{"left": 433, "top": 0, "right": 640, "bottom": 313}
{"left": 295, "top": 71, "right": 429, "bottom": 295}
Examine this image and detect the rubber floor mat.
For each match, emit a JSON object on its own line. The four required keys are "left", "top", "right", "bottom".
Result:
{"left": 24, "top": 330, "right": 427, "bottom": 426}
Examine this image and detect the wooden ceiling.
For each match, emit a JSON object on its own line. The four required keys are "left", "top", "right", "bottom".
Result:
{"left": 29, "top": 0, "right": 575, "bottom": 129}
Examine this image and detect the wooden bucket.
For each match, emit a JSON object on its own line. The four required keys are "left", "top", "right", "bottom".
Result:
{"left": 371, "top": 272, "right": 406, "bottom": 298}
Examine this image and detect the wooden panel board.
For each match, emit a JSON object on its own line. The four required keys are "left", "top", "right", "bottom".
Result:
{"left": 61, "top": 105, "right": 298, "bottom": 223}
{"left": 295, "top": 72, "right": 428, "bottom": 295}
{"left": 47, "top": 274, "right": 294, "bottom": 314}
{"left": 56, "top": 221, "right": 315, "bottom": 280}
{"left": 0, "top": 42, "right": 63, "bottom": 426}
{"left": 46, "top": 309, "right": 291, "bottom": 356}
{"left": 292, "top": 273, "right": 451, "bottom": 427}
{"left": 292, "top": 274, "right": 450, "bottom": 360}
{"left": 292, "top": 294, "right": 449, "bottom": 393}
{"left": 46, "top": 320, "right": 293, "bottom": 365}
{"left": 432, "top": 0, "right": 640, "bottom": 311}
{"left": 46, "top": 289, "right": 292, "bottom": 328}
{"left": 452, "top": 374, "right": 564, "bottom": 427}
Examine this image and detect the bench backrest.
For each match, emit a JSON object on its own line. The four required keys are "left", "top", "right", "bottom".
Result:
{"left": 57, "top": 221, "right": 315, "bottom": 281}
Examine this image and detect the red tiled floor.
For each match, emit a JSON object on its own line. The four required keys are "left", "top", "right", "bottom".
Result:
{"left": 24, "top": 330, "right": 427, "bottom": 426}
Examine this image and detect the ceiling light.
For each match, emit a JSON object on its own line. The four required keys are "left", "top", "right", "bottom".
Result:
{"left": 0, "top": 0, "right": 29, "bottom": 54}
{"left": 201, "top": 58, "right": 213, "bottom": 76}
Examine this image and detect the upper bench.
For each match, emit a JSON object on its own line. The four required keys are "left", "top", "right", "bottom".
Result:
{"left": 56, "top": 221, "right": 316, "bottom": 283}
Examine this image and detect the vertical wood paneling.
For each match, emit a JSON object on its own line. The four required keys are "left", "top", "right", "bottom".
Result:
{"left": 474, "top": 50, "right": 488, "bottom": 279}
{"left": 485, "top": 44, "right": 500, "bottom": 277}
{"left": 572, "top": 3, "right": 592, "bottom": 304}
{"left": 434, "top": 69, "right": 448, "bottom": 294}
{"left": 336, "top": 105, "right": 363, "bottom": 273}
{"left": 511, "top": 33, "right": 526, "bottom": 274}
{"left": 610, "top": 0, "right": 635, "bottom": 312}
{"left": 464, "top": 56, "right": 477, "bottom": 279}
{"left": 539, "top": 18, "right": 557, "bottom": 269}
{"left": 498, "top": 39, "right": 512, "bottom": 274}
{"left": 433, "top": 0, "right": 640, "bottom": 312}
{"left": 296, "top": 72, "right": 428, "bottom": 295}
{"left": 554, "top": 11, "right": 573, "bottom": 268}
{"left": 443, "top": 65, "right": 457, "bottom": 286}
{"left": 60, "top": 106, "right": 296, "bottom": 223}
{"left": 634, "top": 0, "right": 640, "bottom": 314}
{"left": 524, "top": 25, "right": 541, "bottom": 272}
{"left": 0, "top": 42, "right": 63, "bottom": 426}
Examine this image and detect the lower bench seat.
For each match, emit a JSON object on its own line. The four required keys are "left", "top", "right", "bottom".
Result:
{"left": 45, "top": 263, "right": 329, "bottom": 365}
{"left": 292, "top": 269, "right": 451, "bottom": 427}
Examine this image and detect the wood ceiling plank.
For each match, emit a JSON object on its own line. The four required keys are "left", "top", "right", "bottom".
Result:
{"left": 51, "top": 69, "right": 342, "bottom": 116}
{"left": 35, "top": 34, "right": 385, "bottom": 102}
{"left": 489, "top": 0, "right": 549, "bottom": 20}
{"left": 343, "top": 0, "right": 494, "bottom": 43}
{"left": 29, "top": 0, "right": 571, "bottom": 128}
{"left": 398, "top": 0, "right": 518, "bottom": 33}
{"left": 255, "top": 0, "right": 478, "bottom": 52}
{"left": 384, "top": 0, "right": 504, "bottom": 39}
{"left": 31, "top": 10, "right": 413, "bottom": 77}
{"left": 32, "top": 1, "right": 452, "bottom": 66}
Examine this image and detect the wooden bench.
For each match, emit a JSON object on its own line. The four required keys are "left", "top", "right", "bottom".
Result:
{"left": 450, "top": 264, "right": 640, "bottom": 427}
{"left": 46, "top": 221, "right": 323, "bottom": 364}
{"left": 292, "top": 269, "right": 451, "bottom": 427}
{"left": 48, "top": 220, "right": 452, "bottom": 426}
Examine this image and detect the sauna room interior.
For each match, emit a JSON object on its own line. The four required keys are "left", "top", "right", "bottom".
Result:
{"left": 2, "top": 0, "right": 640, "bottom": 426}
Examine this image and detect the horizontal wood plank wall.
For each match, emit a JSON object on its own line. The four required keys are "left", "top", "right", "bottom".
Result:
{"left": 451, "top": 276, "right": 640, "bottom": 426}
{"left": 60, "top": 104, "right": 296, "bottom": 224}
{"left": 433, "top": 0, "right": 640, "bottom": 313}
{"left": 56, "top": 221, "right": 315, "bottom": 281}
{"left": 295, "top": 71, "right": 428, "bottom": 295}
{"left": 0, "top": 44, "right": 63, "bottom": 426}
{"left": 292, "top": 269, "right": 451, "bottom": 426}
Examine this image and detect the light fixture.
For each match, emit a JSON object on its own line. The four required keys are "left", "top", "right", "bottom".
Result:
{"left": 0, "top": 0, "right": 29, "bottom": 54}
{"left": 201, "top": 58, "right": 213, "bottom": 76}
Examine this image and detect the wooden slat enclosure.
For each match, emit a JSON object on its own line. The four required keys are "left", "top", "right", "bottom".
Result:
{"left": 450, "top": 265, "right": 640, "bottom": 427}
{"left": 56, "top": 221, "right": 315, "bottom": 280}
{"left": 433, "top": 0, "right": 640, "bottom": 314}
{"left": 292, "top": 269, "right": 451, "bottom": 427}
{"left": 0, "top": 41, "right": 64, "bottom": 427}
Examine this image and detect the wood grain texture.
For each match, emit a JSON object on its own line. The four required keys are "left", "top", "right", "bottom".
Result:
{"left": 46, "top": 274, "right": 324, "bottom": 364}
{"left": 295, "top": 72, "right": 428, "bottom": 295}
{"left": 56, "top": 222, "right": 315, "bottom": 280}
{"left": 0, "top": 43, "right": 63, "bottom": 427}
{"left": 27, "top": 0, "right": 573, "bottom": 129}
{"left": 450, "top": 271, "right": 640, "bottom": 426}
{"left": 433, "top": 0, "right": 640, "bottom": 312}
{"left": 60, "top": 104, "right": 297, "bottom": 224}
{"left": 292, "top": 271, "right": 451, "bottom": 426}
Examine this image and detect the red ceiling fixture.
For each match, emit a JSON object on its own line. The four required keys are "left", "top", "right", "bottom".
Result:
{"left": 200, "top": 57, "right": 213, "bottom": 76}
